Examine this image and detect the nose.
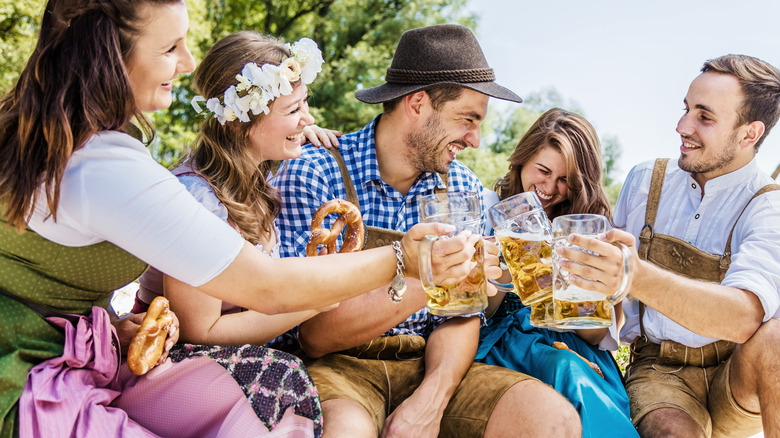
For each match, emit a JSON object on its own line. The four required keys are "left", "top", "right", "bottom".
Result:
{"left": 178, "top": 43, "right": 196, "bottom": 75}
{"left": 465, "top": 125, "right": 480, "bottom": 149}
{"left": 676, "top": 113, "right": 693, "bottom": 137}
{"left": 300, "top": 107, "right": 315, "bottom": 127}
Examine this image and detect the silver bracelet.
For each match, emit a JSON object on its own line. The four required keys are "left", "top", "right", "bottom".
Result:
{"left": 387, "top": 241, "right": 407, "bottom": 302}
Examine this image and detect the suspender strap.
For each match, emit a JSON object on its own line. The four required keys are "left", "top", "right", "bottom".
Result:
{"left": 638, "top": 158, "right": 669, "bottom": 339}
{"left": 325, "top": 147, "right": 449, "bottom": 206}
{"left": 327, "top": 147, "right": 360, "bottom": 208}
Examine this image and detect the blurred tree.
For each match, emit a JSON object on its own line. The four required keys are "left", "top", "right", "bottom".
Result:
{"left": 0, "top": 0, "right": 39, "bottom": 93}
{"left": 0, "top": 0, "right": 474, "bottom": 166}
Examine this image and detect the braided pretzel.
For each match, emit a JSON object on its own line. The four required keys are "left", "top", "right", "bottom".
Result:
{"left": 307, "top": 199, "right": 365, "bottom": 257}
{"left": 127, "top": 296, "right": 174, "bottom": 376}
{"left": 552, "top": 341, "right": 604, "bottom": 378}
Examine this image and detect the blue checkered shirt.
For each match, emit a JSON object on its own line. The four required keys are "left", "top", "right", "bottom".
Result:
{"left": 273, "top": 116, "right": 485, "bottom": 339}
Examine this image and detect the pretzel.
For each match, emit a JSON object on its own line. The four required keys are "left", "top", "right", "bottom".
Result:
{"left": 552, "top": 341, "right": 604, "bottom": 378}
{"left": 127, "top": 296, "right": 174, "bottom": 376}
{"left": 306, "top": 199, "right": 365, "bottom": 257}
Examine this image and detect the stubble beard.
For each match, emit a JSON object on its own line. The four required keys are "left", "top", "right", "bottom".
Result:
{"left": 404, "top": 112, "right": 451, "bottom": 175}
{"left": 678, "top": 131, "right": 739, "bottom": 176}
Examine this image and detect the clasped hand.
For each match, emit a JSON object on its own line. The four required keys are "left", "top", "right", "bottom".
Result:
{"left": 556, "top": 229, "right": 636, "bottom": 298}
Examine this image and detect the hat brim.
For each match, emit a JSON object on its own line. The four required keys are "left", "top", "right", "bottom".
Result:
{"left": 354, "top": 81, "right": 523, "bottom": 104}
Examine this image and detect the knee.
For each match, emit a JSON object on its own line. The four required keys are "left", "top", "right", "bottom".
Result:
{"left": 321, "top": 399, "right": 375, "bottom": 438}
{"left": 741, "top": 318, "right": 780, "bottom": 365}
{"left": 488, "top": 381, "right": 580, "bottom": 438}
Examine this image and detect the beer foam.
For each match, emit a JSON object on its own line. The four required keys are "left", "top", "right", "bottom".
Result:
{"left": 495, "top": 229, "right": 549, "bottom": 242}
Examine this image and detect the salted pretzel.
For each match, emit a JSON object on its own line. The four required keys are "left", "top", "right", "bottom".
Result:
{"left": 127, "top": 296, "right": 174, "bottom": 376}
{"left": 306, "top": 199, "right": 365, "bottom": 257}
{"left": 552, "top": 341, "right": 604, "bottom": 378}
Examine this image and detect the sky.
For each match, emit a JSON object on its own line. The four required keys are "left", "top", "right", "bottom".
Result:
{"left": 466, "top": 0, "right": 780, "bottom": 181}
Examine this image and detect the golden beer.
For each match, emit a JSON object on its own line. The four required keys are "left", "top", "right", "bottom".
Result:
{"left": 552, "top": 294, "right": 613, "bottom": 328}
{"left": 529, "top": 296, "right": 556, "bottom": 328}
{"left": 496, "top": 230, "right": 553, "bottom": 305}
{"left": 424, "top": 240, "right": 488, "bottom": 316}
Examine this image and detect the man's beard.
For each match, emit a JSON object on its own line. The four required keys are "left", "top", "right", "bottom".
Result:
{"left": 404, "top": 112, "right": 451, "bottom": 174}
{"left": 678, "top": 131, "right": 739, "bottom": 176}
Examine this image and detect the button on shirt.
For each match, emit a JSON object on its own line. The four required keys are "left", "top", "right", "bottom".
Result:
{"left": 615, "top": 158, "right": 780, "bottom": 347}
{"left": 273, "top": 117, "right": 485, "bottom": 338}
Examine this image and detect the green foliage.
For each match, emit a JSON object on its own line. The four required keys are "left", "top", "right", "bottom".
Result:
{"left": 0, "top": 0, "right": 623, "bottom": 200}
{"left": 156, "top": 0, "right": 477, "bottom": 166}
{"left": 0, "top": 0, "right": 40, "bottom": 94}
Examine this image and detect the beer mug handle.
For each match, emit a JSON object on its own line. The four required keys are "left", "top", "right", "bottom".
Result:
{"left": 608, "top": 242, "right": 633, "bottom": 304}
{"left": 418, "top": 235, "right": 439, "bottom": 291}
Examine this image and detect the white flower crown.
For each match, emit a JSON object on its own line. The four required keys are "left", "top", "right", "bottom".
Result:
{"left": 191, "top": 37, "right": 324, "bottom": 125}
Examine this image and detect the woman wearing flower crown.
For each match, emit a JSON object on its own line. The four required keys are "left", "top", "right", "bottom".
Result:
{"left": 129, "top": 31, "right": 364, "bottom": 438}
{"left": 0, "top": 1, "right": 477, "bottom": 436}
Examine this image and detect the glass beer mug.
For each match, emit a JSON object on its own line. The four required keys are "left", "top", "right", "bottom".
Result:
{"left": 551, "top": 214, "right": 631, "bottom": 328}
{"left": 489, "top": 193, "right": 555, "bottom": 327}
{"left": 418, "top": 192, "right": 488, "bottom": 316}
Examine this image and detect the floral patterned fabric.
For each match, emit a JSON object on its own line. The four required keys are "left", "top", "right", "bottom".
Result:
{"left": 169, "top": 343, "right": 322, "bottom": 437}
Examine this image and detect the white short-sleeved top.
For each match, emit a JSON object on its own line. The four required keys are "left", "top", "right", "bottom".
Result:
{"left": 27, "top": 131, "right": 245, "bottom": 287}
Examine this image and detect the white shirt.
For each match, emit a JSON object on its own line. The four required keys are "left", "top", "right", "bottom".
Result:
{"left": 615, "top": 158, "right": 780, "bottom": 347}
{"left": 28, "top": 131, "right": 245, "bottom": 288}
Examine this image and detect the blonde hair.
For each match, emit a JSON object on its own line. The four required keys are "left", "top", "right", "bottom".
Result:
{"left": 190, "top": 31, "right": 296, "bottom": 244}
{"left": 494, "top": 108, "right": 611, "bottom": 220}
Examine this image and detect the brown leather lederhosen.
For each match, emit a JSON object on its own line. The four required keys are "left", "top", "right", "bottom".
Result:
{"left": 630, "top": 158, "right": 780, "bottom": 367}
{"left": 325, "top": 146, "right": 448, "bottom": 250}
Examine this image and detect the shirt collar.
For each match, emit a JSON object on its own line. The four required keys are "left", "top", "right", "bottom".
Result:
{"left": 691, "top": 157, "right": 760, "bottom": 196}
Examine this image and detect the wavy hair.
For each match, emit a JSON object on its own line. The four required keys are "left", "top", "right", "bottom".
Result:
{"left": 0, "top": 0, "right": 179, "bottom": 230}
{"left": 494, "top": 108, "right": 611, "bottom": 220}
{"left": 190, "top": 31, "right": 294, "bottom": 245}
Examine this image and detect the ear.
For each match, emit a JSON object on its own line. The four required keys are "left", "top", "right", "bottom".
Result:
{"left": 402, "top": 91, "right": 430, "bottom": 122}
{"left": 739, "top": 120, "right": 765, "bottom": 149}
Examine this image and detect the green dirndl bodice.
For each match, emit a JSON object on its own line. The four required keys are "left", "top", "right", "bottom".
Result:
{"left": 0, "top": 218, "right": 147, "bottom": 437}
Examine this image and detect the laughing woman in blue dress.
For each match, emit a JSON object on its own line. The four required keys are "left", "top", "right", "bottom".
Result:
{"left": 477, "top": 108, "right": 638, "bottom": 438}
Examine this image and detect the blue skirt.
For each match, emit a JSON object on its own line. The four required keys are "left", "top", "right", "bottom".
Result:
{"left": 476, "top": 304, "right": 637, "bottom": 438}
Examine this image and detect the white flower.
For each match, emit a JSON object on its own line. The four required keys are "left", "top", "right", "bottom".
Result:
{"left": 190, "top": 37, "right": 323, "bottom": 124}
{"left": 235, "top": 74, "right": 252, "bottom": 92}
{"left": 292, "top": 38, "right": 324, "bottom": 84}
{"left": 223, "top": 107, "right": 237, "bottom": 122}
{"left": 257, "top": 63, "right": 283, "bottom": 97}
{"left": 206, "top": 97, "right": 224, "bottom": 116}
{"left": 280, "top": 58, "right": 301, "bottom": 83}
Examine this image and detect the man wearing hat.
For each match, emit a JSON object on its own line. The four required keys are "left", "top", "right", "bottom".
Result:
{"left": 275, "top": 24, "right": 580, "bottom": 437}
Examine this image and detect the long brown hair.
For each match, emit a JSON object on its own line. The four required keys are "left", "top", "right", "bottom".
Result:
{"left": 190, "top": 31, "right": 293, "bottom": 245}
{"left": 494, "top": 108, "right": 611, "bottom": 220}
{"left": 0, "top": 0, "right": 179, "bottom": 230}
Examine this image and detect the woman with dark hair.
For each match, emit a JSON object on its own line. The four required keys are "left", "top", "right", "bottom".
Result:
{"left": 0, "top": 1, "right": 475, "bottom": 436}
{"left": 477, "top": 108, "right": 637, "bottom": 438}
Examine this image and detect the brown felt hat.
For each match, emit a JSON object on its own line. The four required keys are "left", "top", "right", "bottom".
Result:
{"left": 355, "top": 24, "right": 522, "bottom": 104}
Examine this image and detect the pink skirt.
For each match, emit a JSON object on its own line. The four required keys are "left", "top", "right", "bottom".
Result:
{"left": 18, "top": 307, "right": 314, "bottom": 437}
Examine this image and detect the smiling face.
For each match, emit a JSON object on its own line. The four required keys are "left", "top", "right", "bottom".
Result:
{"left": 247, "top": 83, "right": 314, "bottom": 163}
{"left": 520, "top": 145, "right": 569, "bottom": 215}
{"left": 125, "top": 1, "right": 195, "bottom": 113}
{"left": 677, "top": 71, "right": 753, "bottom": 186}
{"left": 405, "top": 88, "right": 489, "bottom": 174}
